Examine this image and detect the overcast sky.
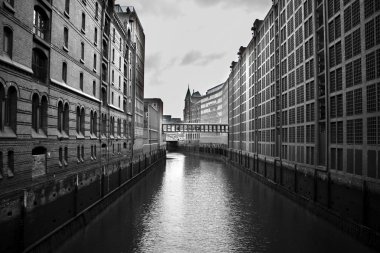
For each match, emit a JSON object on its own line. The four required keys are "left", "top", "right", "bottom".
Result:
{"left": 116, "top": 0, "right": 272, "bottom": 119}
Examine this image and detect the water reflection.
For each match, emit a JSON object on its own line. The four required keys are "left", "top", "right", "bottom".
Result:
{"left": 57, "top": 153, "right": 375, "bottom": 253}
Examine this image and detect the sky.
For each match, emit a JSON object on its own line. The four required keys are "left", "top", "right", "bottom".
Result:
{"left": 116, "top": 0, "right": 272, "bottom": 119}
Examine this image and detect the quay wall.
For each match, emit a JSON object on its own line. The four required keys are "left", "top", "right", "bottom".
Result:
{"left": 0, "top": 148, "right": 166, "bottom": 253}
{"left": 178, "top": 144, "right": 380, "bottom": 252}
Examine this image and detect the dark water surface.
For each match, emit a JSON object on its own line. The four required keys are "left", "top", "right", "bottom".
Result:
{"left": 57, "top": 153, "right": 375, "bottom": 253}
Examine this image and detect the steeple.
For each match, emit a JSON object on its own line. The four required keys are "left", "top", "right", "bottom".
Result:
{"left": 185, "top": 84, "right": 191, "bottom": 98}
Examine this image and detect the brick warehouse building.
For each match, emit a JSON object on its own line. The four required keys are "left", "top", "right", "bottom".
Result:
{"left": 224, "top": 0, "right": 380, "bottom": 241}
{"left": 0, "top": 0, "right": 163, "bottom": 251}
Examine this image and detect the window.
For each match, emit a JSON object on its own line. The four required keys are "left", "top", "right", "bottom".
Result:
{"left": 95, "top": 3, "right": 99, "bottom": 19}
{"left": 32, "top": 48, "right": 47, "bottom": 83}
{"left": 65, "top": 0, "right": 70, "bottom": 14}
{"left": 81, "top": 42, "right": 84, "bottom": 62}
{"left": 113, "top": 28, "right": 115, "bottom": 42}
{"left": 90, "top": 111, "right": 93, "bottom": 135}
{"left": 7, "top": 150, "right": 14, "bottom": 177}
{"left": 63, "top": 103, "right": 69, "bottom": 133}
{"left": 80, "top": 72, "right": 83, "bottom": 91}
{"left": 112, "top": 70, "right": 114, "bottom": 83}
{"left": 76, "top": 107, "right": 80, "bottom": 133}
{"left": 111, "top": 91, "right": 114, "bottom": 104}
{"left": 6, "top": 87, "right": 17, "bottom": 132}
{"left": 81, "top": 13, "right": 86, "bottom": 31}
{"left": 93, "top": 54, "right": 96, "bottom": 70}
{"left": 80, "top": 108, "right": 85, "bottom": 134}
{"left": 3, "top": 26, "right": 12, "bottom": 58}
{"left": 102, "top": 63, "right": 107, "bottom": 82}
{"left": 93, "top": 112, "right": 97, "bottom": 136}
{"left": 94, "top": 27, "right": 98, "bottom": 45}
{"left": 64, "top": 147, "right": 68, "bottom": 165}
{"left": 64, "top": 27, "right": 68, "bottom": 49}
{"left": 101, "top": 87, "right": 107, "bottom": 104}
{"left": 59, "top": 147, "right": 63, "bottom": 166}
{"left": 62, "top": 62, "right": 67, "bottom": 83}
{"left": 93, "top": 81, "right": 96, "bottom": 96}
{"left": 112, "top": 48, "right": 115, "bottom": 62}
{"left": 33, "top": 7, "right": 49, "bottom": 41}
{"left": 0, "top": 151, "right": 3, "bottom": 179}
{"left": 58, "top": 101, "right": 63, "bottom": 132}
{"left": 32, "top": 94, "right": 39, "bottom": 132}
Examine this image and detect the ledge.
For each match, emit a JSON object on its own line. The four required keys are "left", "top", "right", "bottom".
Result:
{"left": 51, "top": 78, "right": 101, "bottom": 103}
{"left": 3, "top": 1, "right": 15, "bottom": 13}
{"left": 108, "top": 104, "right": 124, "bottom": 113}
{"left": 0, "top": 127, "right": 17, "bottom": 139}
{"left": 64, "top": 11, "right": 70, "bottom": 18}
{"left": 0, "top": 55, "right": 33, "bottom": 74}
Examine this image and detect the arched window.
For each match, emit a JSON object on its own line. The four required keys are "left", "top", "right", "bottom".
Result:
{"left": 6, "top": 86, "right": 17, "bottom": 132}
{"left": 40, "top": 96, "right": 48, "bottom": 133}
{"left": 3, "top": 26, "right": 13, "bottom": 58}
{"left": 63, "top": 103, "right": 69, "bottom": 133}
{"left": 127, "top": 29, "right": 131, "bottom": 40}
{"left": 123, "top": 120, "right": 126, "bottom": 136}
{"left": 63, "top": 27, "right": 68, "bottom": 49}
{"left": 117, "top": 118, "right": 121, "bottom": 136}
{"left": 90, "top": 111, "right": 93, "bottom": 134}
{"left": 62, "top": 62, "right": 67, "bottom": 83}
{"left": 32, "top": 48, "right": 47, "bottom": 83}
{"left": 93, "top": 111, "right": 97, "bottom": 136}
{"left": 76, "top": 106, "right": 80, "bottom": 133}
{"left": 80, "top": 107, "right": 85, "bottom": 134}
{"left": 57, "top": 101, "right": 63, "bottom": 132}
{"left": 33, "top": 6, "right": 49, "bottom": 41}
{"left": 0, "top": 85, "right": 4, "bottom": 131}
{"left": 81, "top": 145, "right": 84, "bottom": 160}
{"left": 32, "top": 94, "right": 39, "bottom": 131}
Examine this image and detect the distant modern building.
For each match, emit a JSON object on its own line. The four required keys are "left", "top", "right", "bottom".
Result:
{"left": 199, "top": 82, "right": 228, "bottom": 144}
{"left": 163, "top": 115, "right": 182, "bottom": 124}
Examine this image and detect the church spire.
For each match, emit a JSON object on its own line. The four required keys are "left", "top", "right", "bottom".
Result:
{"left": 186, "top": 84, "right": 191, "bottom": 98}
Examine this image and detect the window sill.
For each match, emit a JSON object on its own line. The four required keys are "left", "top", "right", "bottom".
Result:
{"left": 31, "top": 129, "right": 47, "bottom": 139}
{"left": 76, "top": 133, "right": 85, "bottom": 139}
{"left": 0, "top": 127, "right": 17, "bottom": 139}
{"left": 3, "top": 2, "right": 15, "bottom": 13}
{"left": 80, "top": 59, "right": 85, "bottom": 64}
{"left": 33, "top": 34, "right": 50, "bottom": 49}
{"left": 7, "top": 169, "right": 14, "bottom": 178}
{"left": 64, "top": 10, "right": 70, "bottom": 18}
{"left": 93, "top": 68, "right": 97, "bottom": 73}
{"left": 57, "top": 131, "right": 69, "bottom": 140}
{"left": 63, "top": 160, "right": 68, "bottom": 167}
{"left": 58, "top": 161, "right": 63, "bottom": 168}
{"left": 90, "top": 134, "right": 98, "bottom": 139}
{"left": 94, "top": 41, "right": 98, "bottom": 46}
{"left": 81, "top": 28, "right": 86, "bottom": 34}
{"left": 63, "top": 46, "right": 69, "bottom": 52}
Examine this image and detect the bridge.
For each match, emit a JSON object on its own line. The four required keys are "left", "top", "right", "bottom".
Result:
{"left": 162, "top": 123, "right": 229, "bottom": 133}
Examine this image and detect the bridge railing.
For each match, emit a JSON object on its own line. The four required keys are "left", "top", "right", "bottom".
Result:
{"left": 162, "top": 123, "right": 229, "bottom": 133}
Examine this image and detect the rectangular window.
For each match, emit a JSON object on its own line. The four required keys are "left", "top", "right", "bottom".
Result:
{"left": 81, "top": 42, "right": 84, "bottom": 61}
{"left": 81, "top": 13, "right": 86, "bottom": 31}
{"left": 93, "top": 54, "right": 96, "bottom": 69}
{"left": 80, "top": 73, "right": 83, "bottom": 91}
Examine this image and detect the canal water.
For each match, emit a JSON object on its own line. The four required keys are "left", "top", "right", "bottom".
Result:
{"left": 57, "top": 153, "right": 375, "bottom": 253}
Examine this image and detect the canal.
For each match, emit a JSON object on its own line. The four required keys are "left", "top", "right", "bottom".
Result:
{"left": 57, "top": 153, "right": 375, "bottom": 253}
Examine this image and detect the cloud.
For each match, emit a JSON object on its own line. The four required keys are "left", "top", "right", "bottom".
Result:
{"left": 145, "top": 53, "right": 177, "bottom": 85}
{"left": 188, "top": 0, "right": 270, "bottom": 11}
{"left": 180, "top": 50, "right": 225, "bottom": 66}
{"left": 115, "top": 0, "right": 183, "bottom": 18}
